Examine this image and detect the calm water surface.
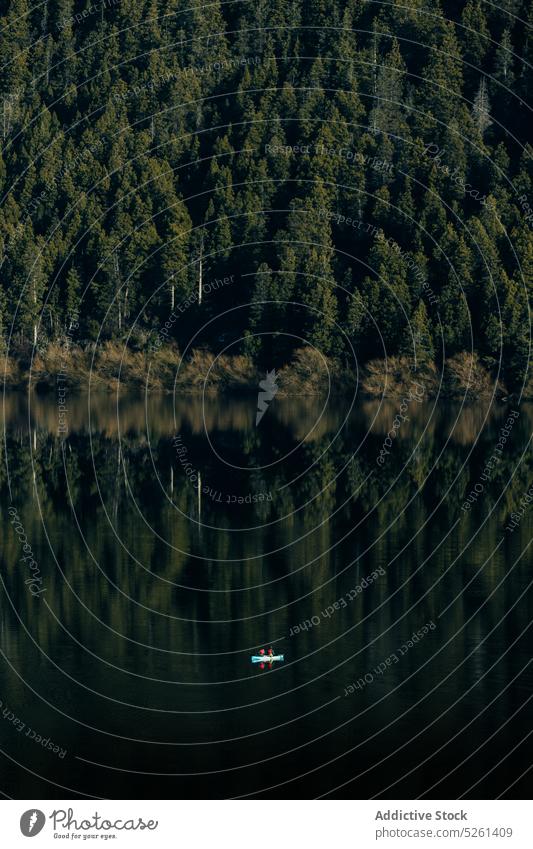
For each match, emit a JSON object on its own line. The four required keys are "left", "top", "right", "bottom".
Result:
{"left": 1, "top": 392, "right": 532, "bottom": 798}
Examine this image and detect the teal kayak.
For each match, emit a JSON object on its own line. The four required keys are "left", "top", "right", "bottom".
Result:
{"left": 251, "top": 654, "right": 284, "bottom": 663}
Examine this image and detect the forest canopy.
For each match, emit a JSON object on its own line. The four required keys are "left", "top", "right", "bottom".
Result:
{"left": 0, "top": 0, "right": 532, "bottom": 389}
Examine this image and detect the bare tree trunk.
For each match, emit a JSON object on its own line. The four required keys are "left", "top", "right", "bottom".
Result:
{"left": 123, "top": 284, "right": 129, "bottom": 326}
{"left": 198, "top": 239, "right": 203, "bottom": 305}
{"left": 113, "top": 253, "right": 122, "bottom": 332}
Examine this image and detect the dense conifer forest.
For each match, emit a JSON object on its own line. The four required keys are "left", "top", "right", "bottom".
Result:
{"left": 0, "top": 0, "right": 531, "bottom": 390}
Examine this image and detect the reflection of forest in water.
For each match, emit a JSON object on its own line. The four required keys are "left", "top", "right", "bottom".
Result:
{"left": 2, "top": 393, "right": 532, "bottom": 634}
{"left": 1, "top": 393, "right": 533, "bottom": 798}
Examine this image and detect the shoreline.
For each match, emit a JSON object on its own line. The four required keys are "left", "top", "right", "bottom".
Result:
{"left": 1, "top": 344, "right": 516, "bottom": 401}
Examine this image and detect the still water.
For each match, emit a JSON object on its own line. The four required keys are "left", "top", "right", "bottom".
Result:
{"left": 1, "top": 391, "right": 532, "bottom": 798}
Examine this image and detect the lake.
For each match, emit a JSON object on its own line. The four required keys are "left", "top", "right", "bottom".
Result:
{"left": 1, "top": 391, "right": 532, "bottom": 798}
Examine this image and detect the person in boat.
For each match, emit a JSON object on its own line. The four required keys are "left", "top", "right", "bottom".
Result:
{"left": 267, "top": 647, "right": 273, "bottom": 657}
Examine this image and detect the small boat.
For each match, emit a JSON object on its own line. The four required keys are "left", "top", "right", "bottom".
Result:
{"left": 251, "top": 654, "right": 284, "bottom": 663}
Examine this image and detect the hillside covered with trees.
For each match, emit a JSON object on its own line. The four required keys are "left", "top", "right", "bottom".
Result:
{"left": 0, "top": 0, "right": 532, "bottom": 391}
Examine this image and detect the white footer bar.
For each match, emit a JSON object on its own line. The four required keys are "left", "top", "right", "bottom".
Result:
{"left": 1, "top": 800, "right": 530, "bottom": 848}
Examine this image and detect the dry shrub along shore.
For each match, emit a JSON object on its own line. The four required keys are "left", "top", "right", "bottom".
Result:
{"left": 0, "top": 345, "right": 514, "bottom": 400}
